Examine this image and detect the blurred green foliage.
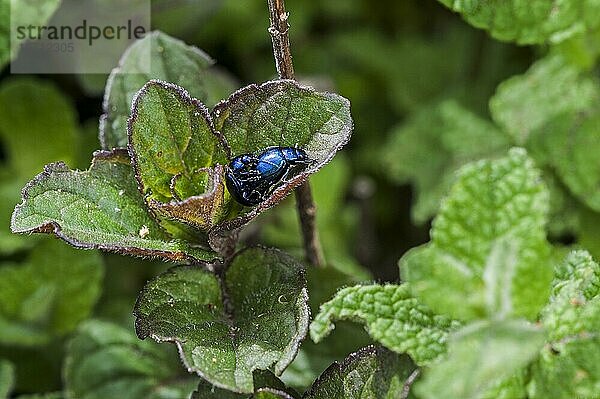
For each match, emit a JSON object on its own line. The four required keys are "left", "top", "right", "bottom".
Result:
{"left": 2, "top": 0, "right": 600, "bottom": 397}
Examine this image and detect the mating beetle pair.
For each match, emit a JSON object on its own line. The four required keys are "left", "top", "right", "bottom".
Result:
{"left": 225, "top": 147, "right": 312, "bottom": 206}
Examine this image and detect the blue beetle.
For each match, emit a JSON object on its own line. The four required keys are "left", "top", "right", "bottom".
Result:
{"left": 225, "top": 147, "right": 311, "bottom": 206}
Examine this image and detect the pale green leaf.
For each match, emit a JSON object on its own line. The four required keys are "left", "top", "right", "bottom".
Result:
{"left": 400, "top": 148, "right": 553, "bottom": 321}
{"left": 0, "top": 238, "right": 102, "bottom": 346}
{"left": 0, "top": 78, "right": 78, "bottom": 178}
{"left": 490, "top": 55, "right": 599, "bottom": 145}
{"left": 438, "top": 0, "right": 600, "bottom": 45}
{"left": 416, "top": 319, "right": 545, "bottom": 399}
{"left": 134, "top": 247, "right": 309, "bottom": 393}
{"left": 11, "top": 149, "right": 217, "bottom": 263}
{"left": 100, "top": 30, "right": 236, "bottom": 149}
{"left": 310, "top": 284, "right": 458, "bottom": 365}
{"left": 303, "top": 346, "right": 415, "bottom": 399}
{"left": 64, "top": 320, "right": 197, "bottom": 399}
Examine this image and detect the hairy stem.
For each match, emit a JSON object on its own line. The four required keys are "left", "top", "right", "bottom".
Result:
{"left": 267, "top": 0, "right": 325, "bottom": 267}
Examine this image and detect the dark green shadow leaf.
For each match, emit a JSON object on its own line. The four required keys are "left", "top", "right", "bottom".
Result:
{"left": 0, "top": 238, "right": 102, "bottom": 346}
{"left": 0, "top": 359, "right": 14, "bottom": 399}
{"left": 100, "top": 31, "right": 236, "bottom": 149}
{"left": 11, "top": 149, "right": 217, "bottom": 264}
{"left": 133, "top": 247, "right": 309, "bottom": 393}
{"left": 303, "top": 346, "right": 415, "bottom": 399}
{"left": 64, "top": 320, "right": 197, "bottom": 399}
{"left": 192, "top": 370, "right": 298, "bottom": 399}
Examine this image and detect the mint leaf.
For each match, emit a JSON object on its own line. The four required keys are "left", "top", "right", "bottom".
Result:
{"left": 400, "top": 149, "right": 553, "bottom": 321}
{"left": 2, "top": 0, "right": 60, "bottom": 68}
{"left": 11, "top": 149, "right": 217, "bottom": 263}
{"left": 192, "top": 371, "right": 297, "bottom": 399}
{"left": 415, "top": 320, "right": 545, "bottom": 399}
{"left": 64, "top": 320, "right": 197, "bottom": 399}
{"left": 0, "top": 78, "right": 78, "bottom": 178}
{"left": 0, "top": 238, "right": 102, "bottom": 346}
{"left": 528, "top": 109, "right": 600, "bottom": 212}
{"left": 212, "top": 80, "right": 353, "bottom": 233}
{"left": 100, "top": 31, "right": 236, "bottom": 149}
{"left": 383, "top": 99, "right": 509, "bottom": 223}
{"left": 0, "top": 359, "right": 14, "bottom": 399}
{"left": 133, "top": 247, "right": 309, "bottom": 393}
{"left": 489, "top": 55, "right": 599, "bottom": 145}
{"left": 303, "top": 346, "right": 415, "bottom": 399}
{"left": 541, "top": 250, "right": 600, "bottom": 342}
{"left": 128, "top": 80, "right": 234, "bottom": 231}
{"left": 438, "top": 0, "right": 600, "bottom": 45}
{"left": 310, "top": 284, "right": 458, "bottom": 365}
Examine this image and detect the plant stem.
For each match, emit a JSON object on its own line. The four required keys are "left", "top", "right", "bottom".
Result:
{"left": 401, "top": 369, "right": 421, "bottom": 399}
{"left": 267, "top": 0, "right": 325, "bottom": 267}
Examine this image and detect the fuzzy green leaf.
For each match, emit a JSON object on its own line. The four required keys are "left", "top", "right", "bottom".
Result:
{"left": 0, "top": 78, "right": 78, "bottom": 179}
{"left": 490, "top": 55, "right": 600, "bottom": 145}
{"left": 438, "top": 0, "right": 600, "bottom": 45}
{"left": 303, "top": 346, "right": 415, "bottom": 399}
{"left": 11, "top": 149, "right": 217, "bottom": 263}
{"left": 128, "top": 80, "right": 234, "bottom": 231}
{"left": 383, "top": 99, "right": 509, "bottom": 223}
{"left": 0, "top": 359, "right": 14, "bottom": 399}
{"left": 400, "top": 149, "right": 553, "bottom": 321}
{"left": 100, "top": 31, "right": 236, "bottom": 149}
{"left": 416, "top": 320, "right": 545, "bottom": 399}
{"left": 64, "top": 320, "right": 197, "bottom": 399}
{"left": 310, "top": 284, "right": 458, "bottom": 365}
{"left": 540, "top": 250, "right": 600, "bottom": 342}
{"left": 133, "top": 247, "right": 309, "bottom": 393}
{"left": 0, "top": 238, "right": 102, "bottom": 346}
{"left": 529, "top": 109, "right": 600, "bottom": 212}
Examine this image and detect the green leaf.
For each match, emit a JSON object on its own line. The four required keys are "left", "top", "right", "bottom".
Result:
{"left": 192, "top": 370, "right": 297, "bottom": 399}
{"left": 415, "top": 319, "right": 545, "bottom": 399}
{"left": 0, "top": 359, "right": 14, "bottom": 399}
{"left": 100, "top": 30, "right": 236, "bottom": 149}
{"left": 310, "top": 284, "right": 458, "bottom": 365}
{"left": 303, "top": 346, "right": 415, "bottom": 399}
{"left": 438, "top": 0, "right": 600, "bottom": 45}
{"left": 489, "top": 55, "right": 600, "bottom": 145}
{"left": 11, "top": 149, "right": 217, "bottom": 263}
{"left": 64, "top": 320, "right": 197, "bottom": 399}
{"left": 383, "top": 99, "right": 509, "bottom": 223}
{"left": 128, "top": 80, "right": 234, "bottom": 230}
{"left": 133, "top": 247, "right": 309, "bottom": 393}
{"left": 540, "top": 250, "right": 600, "bottom": 342}
{"left": 481, "top": 372, "right": 528, "bottom": 399}
{"left": 15, "top": 393, "right": 62, "bottom": 399}
{"left": 1, "top": 0, "right": 60, "bottom": 68}
{"left": 0, "top": 238, "right": 102, "bottom": 346}
{"left": 212, "top": 79, "right": 353, "bottom": 233}
{"left": 528, "top": 109, "right": 600, "bottom": 212}
{"left": 0, "top": 176, "right": 36, "bottom": 255}
{"left": 400, "top": 148, "right": 553, "bottom": 321}
{"left": 0, "top": 78, "right": 78, "bottom": 178}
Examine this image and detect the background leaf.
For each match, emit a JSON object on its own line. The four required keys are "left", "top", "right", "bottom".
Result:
{"left": 0, "top": 359, "right": 14, "bottom": 399}
{"left": 303, "top": 346, "right": 415, "bottom": 399}
{"left": 0, "top": 238, "right": 102, "bottom": 346}
{"left": 310, "top": 284, "right": 458, "bottom": 365}
{"left": 11, "top": 149, "right": 217, "bottom": 263}
{"left": 438, "top": 0, "right": 600, "bottom": 45}
{"left": 415, "top": 319, "right": 545, "bottom": 399}
{"left": 64, "top": 319, "right": 197, "bottom": 399}
{"left": 100, "top": 30, "right": 236, "bottom": 149}
{"left": 134, "top": 247, "right": 309, "bottom": 393}
{"left": 400, "top": 148, "right": 553, "bottom": 321}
